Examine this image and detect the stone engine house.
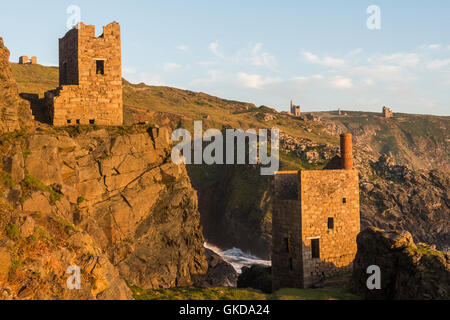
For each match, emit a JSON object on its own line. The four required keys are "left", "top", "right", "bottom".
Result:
{"left": 44, "top": 22, "right": 123, "bottom": 126}
{"left": 272, "top": 134, "right": 360, "bottom": 289}
{"left": 382, "top": 106, "right": 393, "bottom": 118}
{"left": 19, "top": 56, "right": 37, "bottom": 65}
{"left": 290, "top": 100, "right": 301, "bottom": 117}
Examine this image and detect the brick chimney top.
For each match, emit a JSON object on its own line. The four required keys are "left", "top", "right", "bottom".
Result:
{"left": 340, "top": 133, "right": 353, "bottom": 170}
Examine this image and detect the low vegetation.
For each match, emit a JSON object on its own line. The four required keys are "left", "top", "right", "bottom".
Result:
{"left": 128, "top": 284, "right": 360, "bottom": 300}
{"left": 21, "top": 174, "right": 62, "bottom": 204}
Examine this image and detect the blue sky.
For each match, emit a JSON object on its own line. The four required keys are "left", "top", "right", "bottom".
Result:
{"left": 1, "top": 0, "right": 449, "bottom": 115}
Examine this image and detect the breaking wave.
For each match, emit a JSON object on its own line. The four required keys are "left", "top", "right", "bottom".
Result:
{"left": 205, "top": 242, "right": 271, "bottom": 274}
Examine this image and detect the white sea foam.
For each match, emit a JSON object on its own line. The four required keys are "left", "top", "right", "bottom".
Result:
{"left": 205, "top": 242, "right": 271, "bottom": 274}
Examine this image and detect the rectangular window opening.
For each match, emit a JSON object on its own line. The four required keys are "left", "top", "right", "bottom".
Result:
{"left": 289, "top": 258, "right": 293, "bottom": 271}
{"left": 76, "top": 119, "right": 80, "bottom": 125}
{"left": 311, "top": 239, "right": 320, "bottom": 259}
{"left": 89, "top": 119, "right": 95, "bottom": 125}
{"left": 67, "top": 120, "right": 72, "bottom": 124}
{"left": 96, "top": 60, "right": 105, "bottom": 75}
{"left": 284, "top": 236, "right": 291, "bottom": 253}
{"left": 343, "top": 198, "right": 347, "bottom": 204}
{"left": 328, "top": 218, "right": 334, "bottom": 229}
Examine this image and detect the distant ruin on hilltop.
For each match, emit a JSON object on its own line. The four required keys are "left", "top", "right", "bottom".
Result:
{"left": 19, "top": 56, "right": 37, "bottom": 65}
{"left": 22, "top": 22, "right": 123, "bottom": 126}
{"left": 382, "top": 106, "right": 393, "bottom": 118}
{"left": 290, "top": 100, "right": 301, "bottom": 117}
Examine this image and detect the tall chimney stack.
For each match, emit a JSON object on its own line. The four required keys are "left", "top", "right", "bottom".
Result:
{"left": 340, "top": 133, "right": 353, "bottom": 170}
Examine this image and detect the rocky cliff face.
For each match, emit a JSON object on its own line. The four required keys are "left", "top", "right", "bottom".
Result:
{"left": 353, "top": 227, "right": 449, "bottom": 300}
{"left": 0, "top": 38, "right": 33, "bottom": 134}
{"left": 0, "top": 126, "right": 208, "bottom": 299}
{"left": 360, "top": 155, "right": 449, "bottom": 251}
{"left": 188, "top": 164, "right": 272, "bottom": 259}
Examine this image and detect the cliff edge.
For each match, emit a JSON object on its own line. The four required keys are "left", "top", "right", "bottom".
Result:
{"left": 0, "top": 37, "right": 33, "bottom": 134}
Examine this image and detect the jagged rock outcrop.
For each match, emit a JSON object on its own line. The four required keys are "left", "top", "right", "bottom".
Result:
{"left": 353, "top": 227, "right": 450, "bottom": 300}
{"left": 360, "top": 155, "right": 450, "bottom": 251}
{"left": 0, "top": 37, "right": 33, "bottom": 134}
{"left": 279, "top": 131, "right": 338, "bottom": 165}
{"left": 194, "top": 248, "right": 238, "bottom": 288}
{"left": 0, "top": 126, "right": 208, "bottom": 299}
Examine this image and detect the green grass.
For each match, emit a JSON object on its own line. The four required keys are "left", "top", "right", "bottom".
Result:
{"left": 0, "top": 171, "right": 16, "bottom": 189}
{"left": 10, "top": 63, "right": 59, "bottom": 97}
{"left": 35, "top": 226, "right": 53, "bottom": 242}
{"left": 408, "top": 245, "right": 447, "bottom": 259}
{"left": 128, "top": 284, "right": 360, "bottom": 300}
{"left": 6, "top": 223, "right": 20, "bottom": 241}
{"left": 272, "top": 288, "right": 360, "bottom": 300}
{"left": 21, "top": 174, "right": 62, "bottom": 204}
{"left": 130, "top": 285, "right": 268, "bottom": 301}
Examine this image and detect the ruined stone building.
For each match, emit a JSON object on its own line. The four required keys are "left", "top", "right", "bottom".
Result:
{"left": 19, "top": 56, "right": 37, "bottom": 65}
{"left": 44, "top": 22, "right": 123, "bottom": 126}
{"left": 272, "top": 134, "right": 360, "bottom": 289}
{"left": 290, "top": 100, "right": 301, "bottom": 117}
{"left": 382, "top": 106, "right": 393, "bottom": 118}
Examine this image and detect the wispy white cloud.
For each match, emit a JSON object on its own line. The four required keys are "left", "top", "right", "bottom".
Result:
{"left": 428, "top": 44, "right": 441, "bottom": 49}
{"left": 176, "top": 45, "right": 189, "bottom": 52}
{"left": 426, "top": 59, "right": 450, "bottom": 70}
{"left": 163, "top": 62, "right": 182, "bottom": 71}
{"left": 190, "top": 69, "right": 225, "bottom": 86}
{"left": 209, "top": 42, "right": 224, "bottom": 58}
{"left": 207, "top": 42, "right": 278, "bottom": 71}
{"left": 302, "top": 51, "right": 346, "bottom": 68}
{"left": 236, "top": 72, "right": 282, "bottom": 89}
{"left": 378, "top": 53, "right": 420, "bottom": 67}
{"left": 197, "top": 61, "right": 215, "bottom": 67}
{"left": 249, "top": 43, "right": 278, "bottom": 71}
{"left": 348, "top": 48, "right": 363, "bottom": 56}
{"left": 189, "top": 43, "right": 448, "bottom": 115}
{"left": 329, "top": 76, "right": 353, "bottom": 89}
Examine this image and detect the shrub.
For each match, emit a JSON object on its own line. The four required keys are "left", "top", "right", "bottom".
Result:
{"left": 237, "top": 265, "right": 273, "bottom": 294}
{"left": 6, "top": 223, "right": 20, "bottom": 241}
{"left": 0, "top": 171, "right": 16, "bottom": 189}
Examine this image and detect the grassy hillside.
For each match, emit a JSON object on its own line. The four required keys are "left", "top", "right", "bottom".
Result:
{"left": 11, "top": 64, "right": 448, "bottom": 167}
{"left": 10, "top": 63, "right": 59, "bottom": 97}
{"left": 316, "top": 111, "right": 449, "bottom": 170}
{"left": 9, "top": 63, "right": 335, "bottom": 145}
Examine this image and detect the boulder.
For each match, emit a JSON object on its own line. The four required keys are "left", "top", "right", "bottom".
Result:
{"left": 3, "top": 146, "right": 25, "bottom": 183}
{"left": 353, "top": 227, "right": 450, "bottom": 300}
{"left": 22, "top": 192, "right": 52, "bottom": 214}
{"left": 194, "top": 248, "right": 238, "bottom": 287}
{"left": 20, "top": 216, "right": 35, "bottom": 238}
{"left": 237, "top": 265, "right": 273, "bottom": 294}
